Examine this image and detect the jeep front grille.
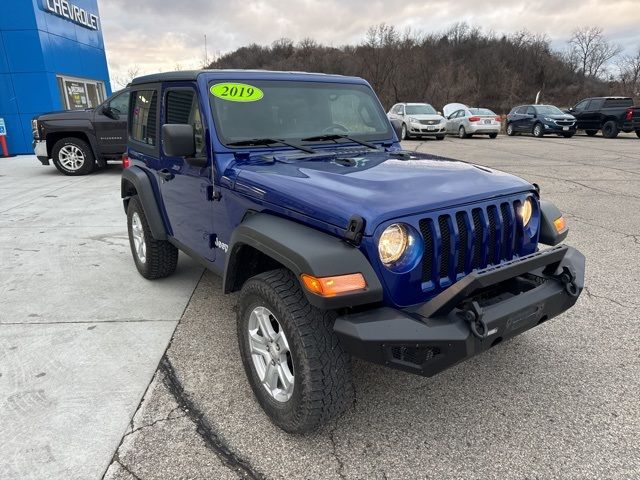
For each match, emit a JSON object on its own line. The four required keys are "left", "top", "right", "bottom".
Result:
{"left": 419, "top": 201, "right": 521, "bottom": 287}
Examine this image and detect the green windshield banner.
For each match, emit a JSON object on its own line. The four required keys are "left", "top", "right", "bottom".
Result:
{"left": 210, "top": 83, "right": 264, "bottom": 102}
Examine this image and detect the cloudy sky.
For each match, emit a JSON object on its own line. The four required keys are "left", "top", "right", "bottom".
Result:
{"left": 99, "top": 0, "right": 640, "bottom": 88}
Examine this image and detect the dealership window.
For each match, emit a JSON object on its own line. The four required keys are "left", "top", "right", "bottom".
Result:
{"left": 130, "top": 90, "right": 158, "bottom": 146}
{"left": 165, "top": 89, "right": 205, "bottom": 155}
{"left": 57, "top": 75, "right": 106, "bottom": 110}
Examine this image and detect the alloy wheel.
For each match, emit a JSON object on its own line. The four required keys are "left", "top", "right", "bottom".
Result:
{"left": 248, "top": 306, "right": 295, "bottom": 402}
{"left": 131, "top": 212, "right": 147, "bottom": 264}
{"left": 58, "top": 145, "right": 85, "bottom": 171}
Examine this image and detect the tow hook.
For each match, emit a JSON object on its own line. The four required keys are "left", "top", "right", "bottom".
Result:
{"left": 460, "top": 301, "right": 488, "bottom": 339}
{"left": 558, "top": 266, "right": 579, "bottom": 297}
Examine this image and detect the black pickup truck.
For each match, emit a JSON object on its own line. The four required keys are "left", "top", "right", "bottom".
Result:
{"left": 32, "top": 89, "right": 130, "bottom": 175}
{"left": 566, "top": 97, "right": 640, "bottom": 138}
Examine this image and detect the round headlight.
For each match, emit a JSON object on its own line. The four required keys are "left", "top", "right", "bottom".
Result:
{"left": 378, "top": 223, "right": 409, "bottom": 265}
{"left": 522, "top": 198, "right": 533, "bottom": 227}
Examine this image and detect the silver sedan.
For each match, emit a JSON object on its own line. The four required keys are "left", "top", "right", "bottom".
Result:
{"left": 444, "top": 105, "right": 502, "bottom": 139}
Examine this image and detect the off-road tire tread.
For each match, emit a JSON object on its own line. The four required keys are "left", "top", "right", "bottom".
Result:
{"left": 238, "top": 268, "right": 354, "bottom": 433}
{"left": 127, "top": 196, "right": 178, "bottom": 279}
{"left": 602, "top": 120, "right": 619, "bottom": 139}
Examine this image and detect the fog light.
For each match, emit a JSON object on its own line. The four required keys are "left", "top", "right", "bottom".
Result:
{"left": 554, "top": 216, "right": 567, "bottom": 233}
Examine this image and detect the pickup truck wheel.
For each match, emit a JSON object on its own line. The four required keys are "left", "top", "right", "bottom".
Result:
{"left": 533, "top": 123, "right": 544, "bottom": 138}
{"left": 237, "top": 269, "right": 354, "bottom": 433}
{"left": 602, "top": 121, "right": 619, "bottom": 139}
{"left": 52, "top": 138, "right": 95, "bottom": 176}
{"left": 585, "top": 129, "right": 598, "bottom": 136}
{"left": 126, "top": 196, "right": 178, "bottom": 279}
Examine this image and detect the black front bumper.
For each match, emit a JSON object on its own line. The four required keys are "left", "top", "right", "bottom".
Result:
{"left": 334, "top": 245, "right": 585, "bottom": 377}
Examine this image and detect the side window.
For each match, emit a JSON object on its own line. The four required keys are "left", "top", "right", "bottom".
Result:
{"left": 526, "top": 106, "right": 536, "bottom": 115}
{"left": 399, "top": 105, "right": 405, "bottom": 115}
{"left": 165, "top": 89, "right": 205, "bottom": 155}
{"left": 515, "top": 106, "right": 526, "bottom": 115}
{"left": 574, "top": 100, "right": 589, "bottom": 111}
{"left": 130, "top": 90, "right": 158, "bottom": 146}
{"left": 587, "top": 99, "right": 604, "bottom": 110}
{"left": 109, "top": 91, "right": 130, "bottom": 118}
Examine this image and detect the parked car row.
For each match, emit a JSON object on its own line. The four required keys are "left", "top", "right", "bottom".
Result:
{"left": 388, "top": 97, "right": 640, "bottom": 141}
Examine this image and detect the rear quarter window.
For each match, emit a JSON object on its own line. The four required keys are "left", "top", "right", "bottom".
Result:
{"left": 603, "top": 98, "right": 633, "bottom": 108}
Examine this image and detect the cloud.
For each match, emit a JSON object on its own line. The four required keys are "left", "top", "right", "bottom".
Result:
{"left": 98, "top": 0, "right": 640, "bottom": 88}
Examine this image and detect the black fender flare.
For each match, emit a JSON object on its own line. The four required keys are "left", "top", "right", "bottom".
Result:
{"left": 539, "top": 200, "right": 568, "bottom": 246}
{"left": 224, "top": 213, "right": 383, "bottom": 310}
{"left": 121, "top": 166, "right": 167, "bottom": 240}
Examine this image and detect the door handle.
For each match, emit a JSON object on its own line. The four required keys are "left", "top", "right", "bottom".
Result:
{"left": 158, "top": 169, "right": 174, "bottom": 181}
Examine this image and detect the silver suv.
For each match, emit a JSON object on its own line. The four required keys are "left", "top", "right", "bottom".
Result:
{"left": 387, "top": 102, "right": 446, "bottom": 140}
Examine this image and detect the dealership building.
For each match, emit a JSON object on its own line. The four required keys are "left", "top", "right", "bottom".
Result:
{"left": 0, "top": 0, "right": 111, "bottom": 154}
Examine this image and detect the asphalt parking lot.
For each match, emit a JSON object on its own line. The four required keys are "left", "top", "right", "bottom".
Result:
{"left": 3, "top": 132, "right": 640, "bottom": 479}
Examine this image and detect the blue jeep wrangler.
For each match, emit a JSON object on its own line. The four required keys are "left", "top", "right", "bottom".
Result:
{"left": 121, "top": 70, "right": 585, "bottom": 433}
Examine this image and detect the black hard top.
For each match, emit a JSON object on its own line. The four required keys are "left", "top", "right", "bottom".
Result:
{"left": 129, "top": 69, "right": 350, "bottom": 86}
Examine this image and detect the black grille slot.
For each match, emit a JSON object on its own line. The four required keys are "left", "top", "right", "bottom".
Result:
{"left": 487, "top": 206, "right": 499, "bottom": 265}
{"left": 438, "top": 216, "right": 451, "bottom": 279}
{"left": 419, "top": 219, "right": 434, "bottom": 282}
{"left": 471, "top": 208, "right": 483, "bottom": 269}
{"left": 500, "top": 202, "right": 512, "bottom": 260}
{"left": 455, "top": 212, "right": 467, "bottom": 275}
{"left": 390, "top": 345, "right": 441, "bottom": 366}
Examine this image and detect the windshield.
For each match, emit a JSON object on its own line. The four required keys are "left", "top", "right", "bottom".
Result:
{"left": 469, "top": 108, "right": 495, "bottom": 116}
{"left": 208, "top": 80, "right": 392, "bottom": 146}
{"left": 405, "top": 104, "right": 437, "bottom": 115}
{"left": 536, "top": 105, "right": 564, "bottom": 115}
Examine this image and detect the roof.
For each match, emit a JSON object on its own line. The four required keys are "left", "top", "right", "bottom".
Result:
{"left": 129, "top": 69, "right": 361, "bottom": 86}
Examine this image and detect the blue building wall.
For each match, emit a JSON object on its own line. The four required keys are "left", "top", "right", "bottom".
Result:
{"left": 0, "top": 0, "right": 111, "bottom": 154}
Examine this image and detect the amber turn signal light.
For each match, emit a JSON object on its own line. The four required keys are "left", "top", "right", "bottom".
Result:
{"left": 554, "top": 216, "right": 567, "bottom": 233}
{"left": 301, "top": 273, "right": 366, "bottom": 297}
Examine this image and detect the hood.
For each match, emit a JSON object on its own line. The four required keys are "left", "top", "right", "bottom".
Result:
{"left": 544, "top": 114, "right": 575, "bottom": 120}
{"left": 35, "top": 109, "right": 94, "bottom": 121}
{"left": 233, "top": 150, "right": 533, "bottom": 235}
{"left": 406, "top": 114, "right": 444, "bottom": 122}
{"left": 443, "top": 103, "right": 467, "bottom": 118}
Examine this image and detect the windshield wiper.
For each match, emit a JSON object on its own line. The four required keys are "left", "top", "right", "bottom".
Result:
{"left": 227, "top": 138, "right": 316, "bottom": 154}
{"left": 300, "top": 134, "right": 379, "bottom": 150}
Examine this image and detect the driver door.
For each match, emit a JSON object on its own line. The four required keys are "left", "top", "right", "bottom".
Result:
{"left": 94, "top": 89, "right": 130, "bottom": 156}
{"left": 158, "top": 84, "right": 215, "bottom": 261}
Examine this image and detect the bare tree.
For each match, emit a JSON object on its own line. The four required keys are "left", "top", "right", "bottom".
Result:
{"left": 567, "top": 27, "right": 621, "bottom": 78}
{"left": 112, "top": 65, "right": 141, "bottom": 89}
{"left": 617, "top": 48, "right": 640, "bottom": 98}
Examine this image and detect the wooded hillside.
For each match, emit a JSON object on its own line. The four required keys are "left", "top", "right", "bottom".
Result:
{"left": 209, "top": 24, "right": 635, "bottom": 114}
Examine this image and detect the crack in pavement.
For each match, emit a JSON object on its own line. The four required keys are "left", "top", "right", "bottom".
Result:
{"left": 159, "top": 357, "right": 265, "bottom": 480}
{"left": 328, "top": 422, "right": 348, "bottom": 480}
{"left": 122, "top": 405, "right": 186, "bottom": 439}
{"left": 114, "top": 456, "right": 143, "bottom": 480}
{"left": 583, "top": 286, "right": 639, "bottom": 309}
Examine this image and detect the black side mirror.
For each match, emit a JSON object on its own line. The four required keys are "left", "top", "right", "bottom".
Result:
{"left": 162, "top": 124, "right": 195, "bottom": 157}
{"left": 101, "top": 106, "right": 118, "bottom": 119}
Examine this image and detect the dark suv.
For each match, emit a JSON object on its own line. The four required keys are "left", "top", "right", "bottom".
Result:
{"left": 121, "top": 70, "right": 584, "bottom": 433}
{"left": 32, "top": 89, "right": 130, "bottom": 175}
{"left": 566, "top": 97, "right": 640, "bottom": 138}
{"left": 506, "top": 105, "right": 577, "bottom": 138}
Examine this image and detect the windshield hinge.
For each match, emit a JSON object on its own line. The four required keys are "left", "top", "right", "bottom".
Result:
{"left": 206, "top": 185, "right": 222, "bottom": 201}
{"left": 344, "top": 215, "right": 365, "bottom": 246}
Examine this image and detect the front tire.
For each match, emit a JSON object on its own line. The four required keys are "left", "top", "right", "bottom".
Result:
{"left": 636, "top": 130, "right": 640, "bottom": 138}
{"left": 533, "top": 123, "right": 544, "bottom": 137}
{"left": 127, "top": 196, "right": 178, "bottom": 279}
{"left": 436, "top": 135, "right": 445, "bottom": 141}
{"left": 602, "top": 120, "right": 619, "bottom": 139}
{"left": 237, "top": 269, "right": 354, "bottom": 433}
{"left": 585, "top": 129, "right": 598, "bottom": 136}
{"left": 52, "top": 137, "right": 95, "bottom": 176}
{"left": 506, "top": 123, "right": 515, "bottom": 136}
{"left": 400, "top": 123, "right": 408, "bottom": 140}
{"left": 562, "top": 133, "right": 574, "bottom": 138}
{"left": 489, "top": 133, "right": 498, "bottom": 139}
